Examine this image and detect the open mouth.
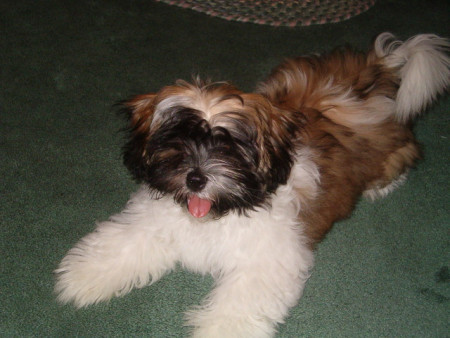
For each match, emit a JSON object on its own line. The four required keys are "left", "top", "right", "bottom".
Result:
{"left": 187, "top": 195, "right": 212, "bottom": 218}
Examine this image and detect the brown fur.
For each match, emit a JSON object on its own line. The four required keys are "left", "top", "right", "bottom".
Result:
{"left": 124, "top": 46, "right": 422, "bottom": 245}
{"left": 259, "top": 47, "right": 420, "bottom": 244}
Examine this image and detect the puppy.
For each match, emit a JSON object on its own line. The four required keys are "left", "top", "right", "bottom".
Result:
{"left": 55, "top": 33, "right": 449, "bottom": 337}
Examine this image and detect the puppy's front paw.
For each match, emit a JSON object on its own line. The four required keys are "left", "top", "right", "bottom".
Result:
{"left": 54, "top": 248, "right": 123, "bottom": 308}
{"left": 54, "top": 230, "right": 149, "bottom": 307}
{"left": 187, "top": 311, "right": 275, "bottom": 338}
{"left": 54, "top": 217, "right": 178, "bottom": 307}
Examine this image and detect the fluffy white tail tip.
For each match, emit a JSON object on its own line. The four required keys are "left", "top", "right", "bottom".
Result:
{"left": 375, "top": 33, "right": 450, "bottom": 122}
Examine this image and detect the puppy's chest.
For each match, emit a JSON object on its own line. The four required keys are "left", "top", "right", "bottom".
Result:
{"left": 173, "top": 203, "right": 302, "bottom": 275}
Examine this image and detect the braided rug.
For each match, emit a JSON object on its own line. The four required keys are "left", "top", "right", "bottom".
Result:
{"left": 155, "top": 0, "right": 377, "bottom": 27}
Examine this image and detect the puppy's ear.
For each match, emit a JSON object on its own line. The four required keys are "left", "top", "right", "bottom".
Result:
{"left": 243, "top": 94, "right": 298, "bottom": 193}
{"left": 263, "top": 112, "right": 298, "bottom": 192}
{"left": 121, "top": 94, "right": 156, "bottom": 181}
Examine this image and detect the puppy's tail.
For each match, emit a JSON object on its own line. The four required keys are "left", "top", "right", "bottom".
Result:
{"left": 374, "top": 33, "right": 450, "bottom": 122}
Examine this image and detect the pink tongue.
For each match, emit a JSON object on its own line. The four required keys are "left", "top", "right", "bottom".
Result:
{"left": 188, "top": 195, "right": 212, "bottom": 218}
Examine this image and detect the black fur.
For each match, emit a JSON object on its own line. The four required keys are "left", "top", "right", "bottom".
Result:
{"left": 123, "top": 105, "right": 270, "bottom": 217}
{"left": 120, "top": 80, "right": 305, "bottom": 218}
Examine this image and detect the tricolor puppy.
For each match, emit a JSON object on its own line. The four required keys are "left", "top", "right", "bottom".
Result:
{"left": 55, "top": 33, "right": 449, "bottom": 337}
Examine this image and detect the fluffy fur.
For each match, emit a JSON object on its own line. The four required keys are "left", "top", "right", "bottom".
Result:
{"left": 55, "top": 33, "right": 449, "bottom": 337}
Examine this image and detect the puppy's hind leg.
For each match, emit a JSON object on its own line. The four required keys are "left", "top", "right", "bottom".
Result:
{"left": 364, "top": 141, "right": 420, "bottom": 200}
{"left": 55, "top": 187, "right": 180, "bottom": 308}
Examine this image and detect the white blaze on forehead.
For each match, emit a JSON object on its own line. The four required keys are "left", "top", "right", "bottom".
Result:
{"left": 152, "top": 89, "right": 244, "bottom": 127}
{"left": 185, "top": 91, "right": 245, "bottom": 123}
{"left": 151, "top": 95, "right": 195, "bottom": 127}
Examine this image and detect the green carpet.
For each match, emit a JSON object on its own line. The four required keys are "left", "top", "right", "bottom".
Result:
{"left": 1, "top": 0, "right": 449, "bottom": 336}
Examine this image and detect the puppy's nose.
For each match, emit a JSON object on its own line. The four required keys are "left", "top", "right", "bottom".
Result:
{"left": 186, "top": 170, "right": 207, "bottom": 192}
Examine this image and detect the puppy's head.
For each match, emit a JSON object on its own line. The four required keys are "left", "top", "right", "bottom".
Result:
{"left": 122, "top": 79, "right": 297, "bottom": 218}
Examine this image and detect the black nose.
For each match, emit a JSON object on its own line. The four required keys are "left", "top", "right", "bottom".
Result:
{"left": 186, "top": 170, "right": 207, "bottom": 192}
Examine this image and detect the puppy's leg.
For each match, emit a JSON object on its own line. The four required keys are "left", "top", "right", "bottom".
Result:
{"left": 364, "top": 141, "right": 419, "bottom": 200}
{"left": 185, "top": 222, "right": 314, "bottom": 338}
{"left": 55, "top": 187, "right": 180, "bottom": 307}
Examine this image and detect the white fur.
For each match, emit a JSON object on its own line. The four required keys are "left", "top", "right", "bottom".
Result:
{"left": 321, "top": 85, "right": 396, "bottom": 126}
{"left": 363, "top": 171, "right": 409, "bottom": 201}
{"left": 375, "top": 33, "right": 450, "bottom": 122}
{"left": 55, "top": 151, "right": 318, "bottom": 337}
{"left": 55, "top": 32, "right": 450, "bottom": 336}
{"left": 154, "top": 84, "right": 245, "bottom": 125}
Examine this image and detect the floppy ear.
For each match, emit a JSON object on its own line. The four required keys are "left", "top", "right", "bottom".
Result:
{"left": 241, "top": 94, "right": 298, "bottom": 193}
{"left": 122, "top": 94, "right": 156, "bottom": 182}
{"left": 262, "top": 110, "right": 298, "bottom": 192}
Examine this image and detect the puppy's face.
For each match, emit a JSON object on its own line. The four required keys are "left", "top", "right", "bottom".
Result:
{"left": 123, "top": 80, "right": 296, "bottom": 218}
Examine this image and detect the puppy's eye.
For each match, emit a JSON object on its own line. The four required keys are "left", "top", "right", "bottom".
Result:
{"left": 215, "top": 145, "right": 231, "bottom": 154}
{"left": 154, "top": 148, "right": 181, "bottom": 162}
{"left": 211, "top": 127, "right": 232, "bottom": 143}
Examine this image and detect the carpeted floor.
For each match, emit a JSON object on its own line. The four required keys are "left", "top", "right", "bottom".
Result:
{"left": 1, "top": 0, "right": 449, "bottom": 336}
